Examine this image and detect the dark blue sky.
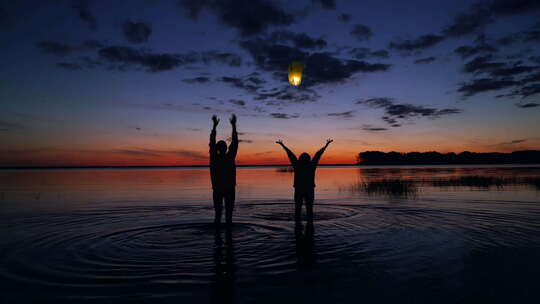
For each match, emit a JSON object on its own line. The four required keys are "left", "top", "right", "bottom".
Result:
{"left": 1, "top": 0, "right": 539, "bottom": 166}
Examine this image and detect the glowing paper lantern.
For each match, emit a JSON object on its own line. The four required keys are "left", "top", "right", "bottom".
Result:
{"left": 288, "top": 61, "right": 303, "bottom": 86}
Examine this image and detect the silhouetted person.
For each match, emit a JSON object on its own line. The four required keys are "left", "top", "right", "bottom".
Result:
{"left": 276, "top": 139, "right": 333, "bottom": 222}
{"left": 210, "top": 114, "right": 238, "bottom": 225}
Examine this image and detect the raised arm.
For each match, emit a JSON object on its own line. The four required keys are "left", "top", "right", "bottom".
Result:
{"left": 209, "top": 115, "right": 219, "bottom": 156}
{"left": 312, "top": 139, "right": 333, "bottom": 164}
{"left": 276, "top": 140, "right": 297, "bottom": 164}
{"left": 228, "top": 114, "right": 238, "bottom": 158}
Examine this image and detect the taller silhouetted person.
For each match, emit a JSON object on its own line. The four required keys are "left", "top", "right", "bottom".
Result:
{"left": 276, "top": 139, "right": 333, "bottom": 222}
{"left": 210, "top": 114, "right": 238, "bottom": 225}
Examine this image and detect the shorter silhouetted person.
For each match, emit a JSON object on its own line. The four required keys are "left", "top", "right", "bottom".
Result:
{"left": 276, "top": 139, "right": 333, "bottom": 222}
{"left": 210, "top": 114, "right": 238, "bottom": 225}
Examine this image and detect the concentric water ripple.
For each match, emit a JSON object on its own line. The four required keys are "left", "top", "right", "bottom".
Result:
{"left": 2, "top": 195, "right": 540, "bottom": 302}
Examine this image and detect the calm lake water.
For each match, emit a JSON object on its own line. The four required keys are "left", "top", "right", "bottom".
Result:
{"left": 1, "top": 166, "right": 539, "bottom": 303}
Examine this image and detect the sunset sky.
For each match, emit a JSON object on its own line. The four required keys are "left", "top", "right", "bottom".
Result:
{"left": 1, "top": 0, "right": 540, "bottom": 166}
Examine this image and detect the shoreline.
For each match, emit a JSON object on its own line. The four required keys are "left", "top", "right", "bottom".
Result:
{"left": 1, "top": 163, "right": 540, "bottom": 170}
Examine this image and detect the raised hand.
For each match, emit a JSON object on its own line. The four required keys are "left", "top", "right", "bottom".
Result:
{"left": 276, "top": 139, "right": 284, "bottom": 145}
{"left": 230, "top": 114, "right": 237, "bottom": 125}
{"left": 326, "top": 138, "right": 334, "bottom": 146}
{"left": 212, "top": 115, "right": 220, "bottom": 127}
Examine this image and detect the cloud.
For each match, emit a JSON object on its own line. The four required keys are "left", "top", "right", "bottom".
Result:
{"left": 350, "top": 24, "right": 373, "bottom": 41}
{"left": 37, "top": 40, "right": 104, "bottom": 57}
{"left": 56, "top": 56, "right": 102, "bottom": 70}
{"left": 349, "top": 48, "right": 390, "bottom": 59}
{"left": 442, "top": 6, "right": 492, "bottom": 37}
{"left": 496, "top": 34, "right": 519, "bottom": 46}
{"left": 200, "top": 51, "right": 242, "bottom": 66}
{"left": 218, "top": 76, "right": 262, "bottom": 93}
{"left": 37, "top": 41, "right": 73, "bottom": 56}
{"left": 358, "top": 124, "right": 388, "bottom": 132}
{"left": 56, "top": 62, "right": 83, "bottom": 70}
{"left": 524, "top": 30, "right": 540, "bottom": 42}
{"left": 499, "top": 139, "right": 527, "bottom": 145}
{"left": 327, "top": 111, "right": 355, "bottom": 118}
{"left": 443, "top": 0, "right": 540, "bottom": 38}
{"left": 337, "top": 13, "right": 351, "bottom": 23}
{"left": 97, "top": 47, "right": 242, "bottom": 72}
{"left": 313, "top": 0, "right": 336, "bottom": 10}
{"left": 521, "top": 72, "right": 540, "bottom": 83}
{"left": 382, "top": 0, "right": 540, "bottom": 55}
{"left": 179, "top": 0, "right": 295, "bottom": 36}
{"left": 0, "top": 120, "right": 25, "bottom": 131}
{"left": 227, "top": 136, "right": 254, "bottom": 143}
{"left": 489, "top": 0, "right": 540, "bottom": 16}
{"left": 371, "top": 50, "right": 390, "bottom": 59}
{"left": 215, "top": 74, "right": 320, "bottom": 107}
{"left": 183, "top": 76, "right": 211, "bottom": 84}
{"left": 228, "top": 99, "right": 246, "bottom": 106}
{"left": 490, "top": 65, "right": 537, "bottom": 77}
{"left": 270, "top": 113, "right": 299, "bottom": 119}
{"left": 254, "top": 86, "right": 322, "bottom": 104}
{"left": 114, "top": 149, "right": 161, "bottom": 157}
{"left": 516, "top": 102, "right": 540, "bottom": 108}
{"left": 458, "top": 78, "right": 520, "bottom": 96}
{"left": 508, "top": 83, "right": 540, "bottom": 98}
{"left": 268, "top": 30, "right": 327, "bottom": 49}
{"left": 457, "top": 51, "right": 540, "bottom": 98}
{"left": 123, "top": 21, "right": 152, "bottom": 44}
{"left": 356, "top": 97, "right": 462, "bottom": 126}
{"left": 239, "top": 39, "right": 390, "bottom": 87}
{"left": 114, "top": 148, "right": 207, "bottom": 160}
{"left": 493, "top": 30, "right": 540, "bottom": 46}
{"left": 303, "top": 53, "right": 390, "bottom": 86}
{"left": 255, "top": 151, "right": 273, "bottom": 156}
{"left": 414, "top": 56, "right": 436, "bottom": 64}
{"left": 73, "top": 0, "right": 97, "bottom": 30}
{"left": 99, "top": 46, "right": 182, "bottom": 72}
{"left": 170, "top": 149, "right": 207, "bottom": 160}
{"left": 389, "top": 34, "right": 445, "bottom": 52}
{"left": 463, "top": 55, "right": 505, "bottom": 74}
{"left": 454, "top": 43, "right": 497, "bottom": 59}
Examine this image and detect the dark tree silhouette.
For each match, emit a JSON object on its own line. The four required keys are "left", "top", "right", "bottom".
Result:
{"left": 357, "top": 150, "right": 540, "bottom": 165}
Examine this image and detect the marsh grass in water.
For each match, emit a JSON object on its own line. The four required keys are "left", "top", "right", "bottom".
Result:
{"left": 343, "top": 175, "right": 540, "bottom": 198}
{"left": 427, "top": 176, "right": 540, "bottom": 190}
{"left": 428, "top": 175, "right": 508, "bottom": 189}
{"left": 343, "top": 179, "right": 419, "bottom": 198}
{"left": 522, "top": 177, "right": 540, "bottom": 190}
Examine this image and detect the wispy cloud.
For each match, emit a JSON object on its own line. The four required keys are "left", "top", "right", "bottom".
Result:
{"left": 356, "top": 97, "right": 462, "bottom": 127}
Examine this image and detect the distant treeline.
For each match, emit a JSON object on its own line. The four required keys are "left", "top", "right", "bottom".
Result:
{"left": 357, "top": 150, "right": 540, "bottom": 165}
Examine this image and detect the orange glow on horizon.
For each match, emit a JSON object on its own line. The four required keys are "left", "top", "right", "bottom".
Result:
{"left": 2, "top": 138, "right": 538, "bottom": 167}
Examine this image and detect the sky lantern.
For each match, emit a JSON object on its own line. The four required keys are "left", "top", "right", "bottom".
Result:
{"left": 288, "top": 61, "right": 303, "bottom": 86}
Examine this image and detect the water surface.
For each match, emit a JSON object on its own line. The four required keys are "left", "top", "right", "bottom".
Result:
{"left": 1, "top": 166, "right": 539, "bottom": 303}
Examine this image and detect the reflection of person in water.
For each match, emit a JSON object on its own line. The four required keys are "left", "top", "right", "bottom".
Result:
{"left": 276, "top": 139, "right": 333, "bottom": 222}
{"left": 209, "top": 114, "right": 238, "bottom": 225}
{"left": 212, "top": 226, "right": 235, "bottom": 304}
{"left": 295, "top": 221, "right": 315, "bottom": 268}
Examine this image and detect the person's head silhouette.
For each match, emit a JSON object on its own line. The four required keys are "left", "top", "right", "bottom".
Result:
{"left": 216, "top": 140, "right": 228, "bottom": 156}
{"left": 299, "top": 153, "right": 311, "bottom": 163}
